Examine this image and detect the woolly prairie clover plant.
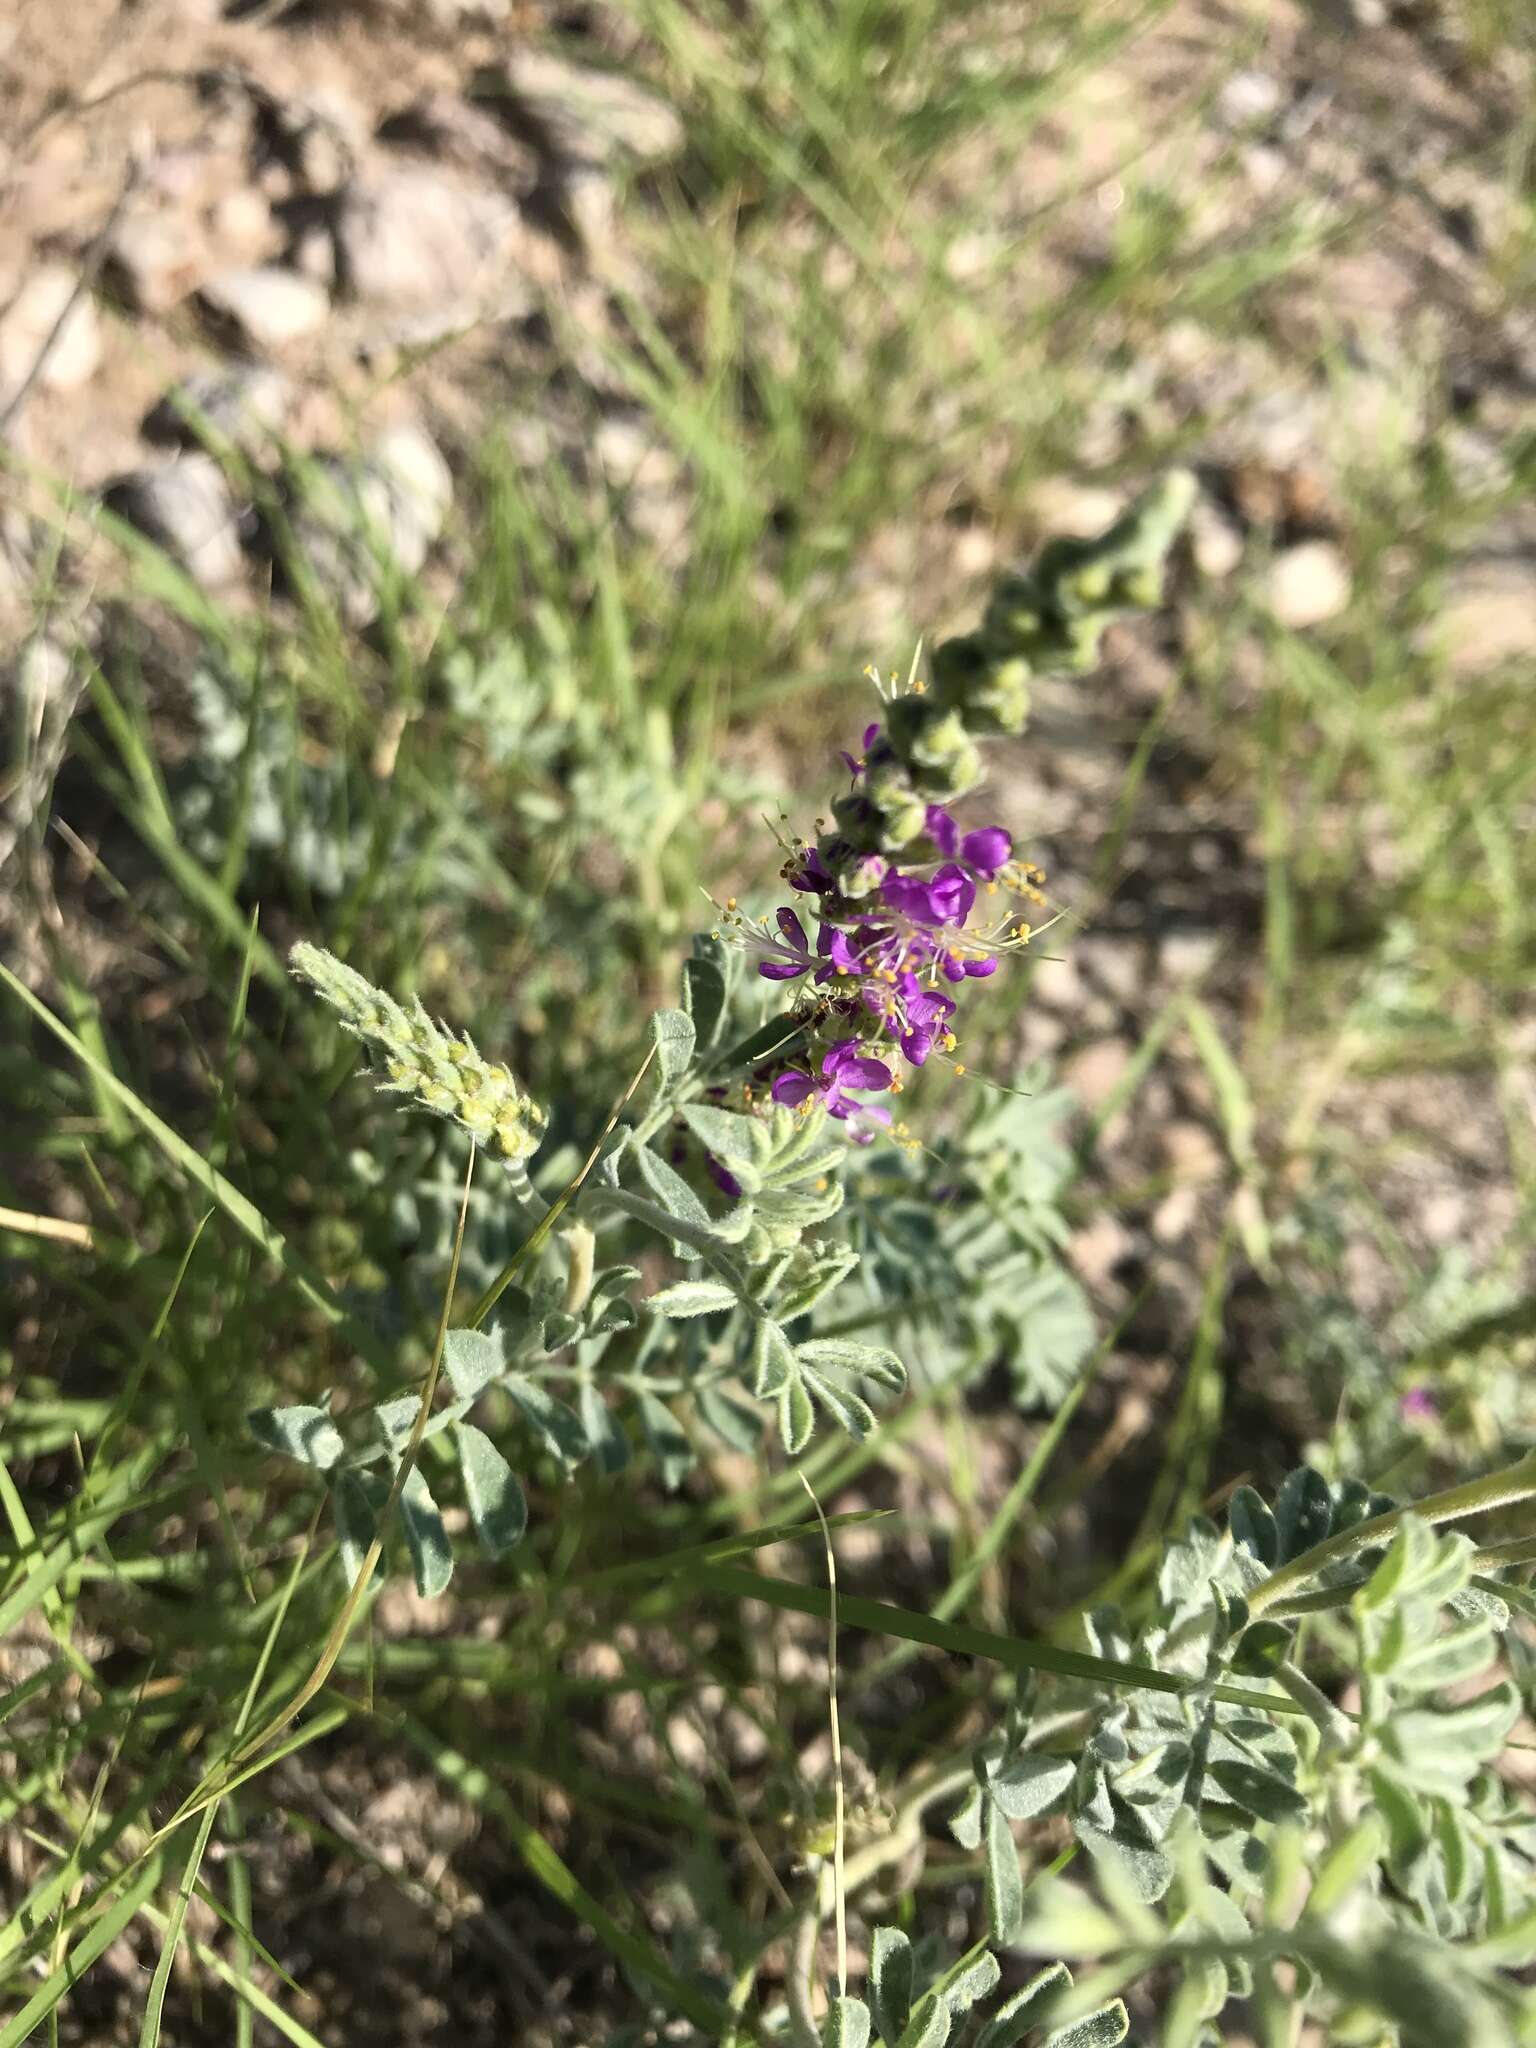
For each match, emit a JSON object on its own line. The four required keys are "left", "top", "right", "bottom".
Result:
{"left": 257, "top": 475, "right": 1198, "bottom": 1588}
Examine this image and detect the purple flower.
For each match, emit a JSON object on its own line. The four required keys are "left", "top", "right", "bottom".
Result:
{"left": 1400, "top": 1387, "right": 1437, "bottom": 1423}
{"left": 772, "top": 1038, "right": 893, "bottom": 1139}
{"left": 925, "top": 805, "right": 1013, "bottom": 880}
{"left": 882, "top": 861, "right": 976, "bottom": 929}
{"left": 940, "top": 948, "right": 998, "bottom": 983}
{"left": 790, "top": 846, "right": 835, "bottom": 894}
{"left": 706, "top": 1154, "right": 743, "bottom": 1199}
{"left": 893, "top": 974, "right": 956, "bottom": 1066}
{"left": 840, "top": 722, "right": 882, "bottom": 778}
{"left": 758, "top": 906, "right": 822, "bottom": 982}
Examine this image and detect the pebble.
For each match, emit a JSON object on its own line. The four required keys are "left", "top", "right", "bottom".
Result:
{"left": 198, "top": 267, "right": 331, "bottom": 353}
{"left": 0, "top": 264, "right": 100, "bottom": 396}
{"left": 1216, "top": 70, "right": 1283, "bottom": 130}
{"left": 105, "top": 211, "right": 207, "bottom": 314}
{"left": 143, "top": 366, "right": 293, "bottom": 451}
{"left": 486, "top": 50, "right": 684, "bottom": 169}
{"left": 1026, "top": 477, "right": 1125, "bottom": 540}
{"left": 1064, "top": 1037, "right": 1133, "bottom": 1113}
{"left": 102, "top": 455, "right": 246, "bottom": 589}
{"left": 1188, "top": 498, "right": 1245, "bottom": 580}
{"left": 1420, "top": 561, "right": 1536, "bottom": 675}
{"left": 1263, "top": 540, "right": 1352, "bottom": 629}
{"left": 284, "top": 423, "right": 451, "bottom": 624}
{"left": 334, "top": 167, "right": 528, "bottom": 330}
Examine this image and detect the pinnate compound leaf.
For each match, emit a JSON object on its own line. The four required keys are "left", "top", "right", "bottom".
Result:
{"left": 649, "top": 1007, "right": 696, "bottom": 1083}
{"left": 778, "top": 1371, "right": 815, "bottom": 1457}
{"left": 796, "top": 1338, "right": 906, "bottom": 1392}
{"left": 950, "top": 1782, "right": 984, "bottom": 1851}
{"left": 647, "top": 1278, "right": 738, "bottom": 1319}
{"left": 442, "top": 1328, "right": 503, "bottom": 1403}
{"left": 870, "top": 1926, "right": 913, "bottom": 2047}
{"left": 249, "top": 1402, "right": 344, "bottom": 1470}
{"left": 400, "top": 1464, "right": 453, "bottom": 1597}
{"left": 455, "top": 1423, "right": 527, "bottom": 1556}
{"left": 1041, "top": 2004, "right": 1129, "bottom": 2048}
{"left": 985, "top": 1797, "right": 1024, "bottom": 1943}
{"left": 822, "top": 1998, "right": 871, "bottom": 2048}
{"left": 895, "top": 1993, "right": 951, "bottom": 2048}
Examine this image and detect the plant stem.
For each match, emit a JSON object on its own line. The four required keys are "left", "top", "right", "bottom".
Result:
{"left": 1246, "top": 1450, "right": 1536, "bottom": 1617}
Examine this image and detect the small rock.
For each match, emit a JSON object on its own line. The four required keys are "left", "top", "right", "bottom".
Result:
{"left": 198, "top": 267, "right": 330, "bottom": 353}
{"left": 1263, "top": 540, "right": 1352, "bottom": 629}
{"left": 334, "top": 167, "right": 530, "bottom": 332}
{"left": 284, "top": 424, "right": 451, "bottom": 624}
{"left": 105, "top": 210, "right": 207, "bottom": 314}
{"left": 1151, "top": 1186, "right": 1200, "bottom": 1244}
{"left": 1064, "top": 1037, "right": 1133, "bottom": 1113}
{"left": 1420, "top": 561, "right": 1536, "bottom": 674}
{"left": 143, "top": 366, "right": 293, "bottom": 451}
{"left": 1071, "top": 1211, "right": 1135, "bottom": 1293}
{"left": 206, "top": 188, "right": 277, "bottom": 260}
{"left": 1026, "top": 478, "right": 1124, "bottom": 540}
{"left": 1216, "top": 70, "right": 1283, "bottom": 130}
{"left": 484, "top": 50, "right": 684, "bottom": 169}
{"left": 103, "top": 456, "right": 245, "bottom": 589}
{"left": 1076, "top": 937, "right": 1143, "bottom": 1006}
{"left": 1161, "top": 1120, "right": 1223, "bottom": 1182}
{"left": 1188, "top": 498, "right": 1244, "bottom": 580}
{"left": 0, "top": 265, "right": 100, "bottom": 395}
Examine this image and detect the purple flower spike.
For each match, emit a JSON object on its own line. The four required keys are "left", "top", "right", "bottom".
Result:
{"left": 771, "top": 1037, "right": 893, "bottom": 1137}
{"left": 790, "top": 847, "right": 835, "bottom": 894}
{"left": 883, "top": 866, "right": 974, "bottom": 928}
{"left": 961, "top": 826, "right": 1012, "bottom": 878}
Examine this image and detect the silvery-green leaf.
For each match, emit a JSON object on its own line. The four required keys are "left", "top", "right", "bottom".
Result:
{"left": 373, "top": 1395, "right": 419, "bottom": 1452}
{"left": 894, "top": 1993, "right": 951, "bottom": 2048}
{"left": 974, "top": 1963, "right": 1071, "bottom": 2048}
{"left": 950, "top": 1782, "right": 984, "bottom": 1851}
{"left": 695, "top": 1383, "right": 761, "bottom": 1453}
{"left": 1274, "top": 1466, "right": 1333, "bottom": 1563}
{"left": 821, "top": 1997, "right": 871, "bottom": 2048}
{"left": 334, "top": 1469, "right": 387, "bottom": 1590}
{"left": 683, "top": 949, "right": 727, "bottom": 1049}
{"left": 942, "top": 1951, "right": 1000, "bottom": 2015}
{"left": 635, "top": 1145, "right": 712, "bottom": 1236}
{"left": 649, "top": 1007, "right": 696, "bottom": 1083}
{"left": 1040, "top": 2003, "right": 1128, "bottom": 2048}
{"left": 989, "top": 1752, "right": 1075, "bottom": 1822}
{"left": 578, "top": 1379, "right": 631, "bottom": 1475}
{"left": 870, "top": 1925, "right": 912, "bottom": 2047}
{"left": 249, "top": 1402, "right": 344, "bottom": 1470}
{"left": 1077, "top": 1816, "right": 1173, "bottom": 1903}
{"left": 1228, "top": 1488, "right": 1278, "bottom": 1566}
{"left": 636, "top": 1390, "right": 694, "bottom": 1491}
{"left": 1367, "top": 1765, "right": 1429, "bottom": 1879}
{"left": 778, "top": 1371, "right": 815, "bottom": 1457}
{"left": 455, "top": 1423, "right": 527, "bottom": 1555}
{"left": 795, "top": 1338, "right": 906, "bottom": 1392}
{"left": 504, "top": 1375, "right": 588, "bottom": 1468}
{"left": 646, "top": 1277, "right": 737, "bottom": 1319}
{"left": 1207, "top": 1760, "right": 1308, "bottom": 1825}
{"left": 680, "top": 1102, "right": 760, "bottom": 1169}
{"left": 985, "top": 1798, "right": 1023, "bottom": 1943}
{"left": 442, "top": 1328, "right": 504, "bottom": 1403}
{"left": 400, "top": 1465, "right": 453, "bottom": 1597}
{"left": 800, "top": 1365, "right": 875, "bottom": 1441}
{"left": 753, "top": 1318, "right": 795, "bottom": 1398}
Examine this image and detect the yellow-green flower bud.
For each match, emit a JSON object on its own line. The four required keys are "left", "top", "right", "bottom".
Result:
{"left": 290, "top": 942, "right": 546, "bottom": 1167}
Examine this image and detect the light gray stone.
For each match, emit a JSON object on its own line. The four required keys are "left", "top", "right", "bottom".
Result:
{"left": 1263, "top": 540, "right": 1352, "bottom": 629}
{"left": 285, "top": 423, "right": 451, "bottom": 624}
{"left": 0, "top": 264, "right": 101, "bottom": 396}
{"left": 488, "top": 50, "right": 683, "bottom": 169}
{"left": 198, "top": 267, "right": 330, "bottom": 352}
{"left": 103, "top": 456, "right": 245, "bottom": 589}
{"left": 144, "top": 366, "right": 293, "bottom": 451}
{"left": 334, "top": 167, "right": 530, "bottom": 334}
